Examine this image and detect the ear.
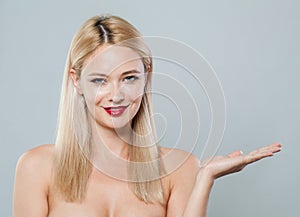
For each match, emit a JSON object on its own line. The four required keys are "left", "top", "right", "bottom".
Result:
{"left": 69, "top": 69, "right": 83, "bottom": 95}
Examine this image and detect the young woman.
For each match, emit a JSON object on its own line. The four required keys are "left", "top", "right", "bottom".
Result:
{"left": 13, "top": 15, "right": 281, "bottom": 217}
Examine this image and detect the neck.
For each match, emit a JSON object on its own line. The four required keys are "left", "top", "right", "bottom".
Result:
{"left": 90, "top": 122, "right": 132, "bottom": 159}
{"left": 89, "top": 122, "right": 132, "bottom": 180}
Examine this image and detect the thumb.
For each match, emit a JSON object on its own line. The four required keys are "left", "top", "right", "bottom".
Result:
{"left": 228, "top": 150, "right": 243, "bottom": 158}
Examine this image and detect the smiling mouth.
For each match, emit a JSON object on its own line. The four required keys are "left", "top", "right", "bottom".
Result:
{"left": 103, "top": 105, "right": 129, "bottom": 116}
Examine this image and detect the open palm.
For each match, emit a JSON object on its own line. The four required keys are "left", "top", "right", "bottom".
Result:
{"left": 199, "top": 143, "right": 282, "bottom": 179}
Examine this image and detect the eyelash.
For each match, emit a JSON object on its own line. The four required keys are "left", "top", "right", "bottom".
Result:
{"left": 90, "top": 76, "right": 139, "bottom": 84}
{"left": 90, "top": 78, "right": 106, "bottom": 84}
{"left": 124, "top": 75, "right": 139, "bottom": 82}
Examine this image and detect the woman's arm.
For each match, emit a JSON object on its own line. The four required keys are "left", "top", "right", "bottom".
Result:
{"left": 183, "top": 143, "right": 281, "bottom": 217}
{"left": 181, "top": 170, "right": 213, "bottom": 217}
{"left": 166, "top": 143, "right": 281, "bottom": 217}
{"left": 13, "top": 145, "right": 53, "bottom": 217}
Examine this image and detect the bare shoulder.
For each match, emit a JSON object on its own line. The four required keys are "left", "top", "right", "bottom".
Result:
{"left": 14, "top": 145, "right": 54, "bottom": 216}
{"left": 16, "top": 144, "right": 55, "bottom": 183}
{"left": 17, "top": 144, "right": 54, "bottom": 167}
{"left": 159, "top": 146, "right": 199, "bottom": 179}
{"left": 159, "top": 146, "right": 200, "bottom": 215}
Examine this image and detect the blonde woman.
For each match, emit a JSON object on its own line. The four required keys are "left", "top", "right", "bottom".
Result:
{"left": 13, "top": 15, "right": 281, "bottom": 217}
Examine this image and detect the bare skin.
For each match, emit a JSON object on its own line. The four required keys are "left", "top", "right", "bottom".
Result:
{"left": 13, "top": 45, "right": 282, "bottom": 216}
{"left": 13, "top": 143, "right": 281, "bottom": 217}
{"left": 13, "top": 144, "right": 195, "bottom": 217}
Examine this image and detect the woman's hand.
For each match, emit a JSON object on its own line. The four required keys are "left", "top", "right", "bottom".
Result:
{"left": 197, "top": 143, "right": 282, "bottom": 181}
{"left": 182, "top": 143, "right": 281, "bottom": 217}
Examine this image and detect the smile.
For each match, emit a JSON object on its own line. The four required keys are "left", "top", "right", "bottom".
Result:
{"left": 103, "top": 105, "right": 129, "bottom": 117}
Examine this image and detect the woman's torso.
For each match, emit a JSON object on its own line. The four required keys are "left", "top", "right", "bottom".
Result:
{"left": 47, "top": 146, "right": 171, "bottom": 217}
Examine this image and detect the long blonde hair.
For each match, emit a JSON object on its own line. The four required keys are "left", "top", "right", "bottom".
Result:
{"left": 54, "top": 15, "right": 164, "bottom": 204}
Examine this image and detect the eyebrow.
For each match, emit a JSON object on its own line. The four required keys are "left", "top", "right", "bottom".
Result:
{"left": 88, "top": 70, "right": 141, "bottom": 77}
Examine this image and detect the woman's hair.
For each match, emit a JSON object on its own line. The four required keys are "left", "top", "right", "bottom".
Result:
{"left": 54, "top": 15, "right": 164, "bottom": 204}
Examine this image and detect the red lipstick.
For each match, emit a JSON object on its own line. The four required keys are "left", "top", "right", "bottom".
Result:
{"left": 103, "top": 105, "right": 129, "bottom": 116}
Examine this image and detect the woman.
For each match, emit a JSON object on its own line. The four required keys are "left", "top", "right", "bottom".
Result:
{"left": 13, "top": 15, "right": 281, "bottom": 217}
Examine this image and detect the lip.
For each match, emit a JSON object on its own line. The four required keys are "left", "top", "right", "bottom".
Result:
{"left": 103, "top": 105, "right": 129, "bottom": 117}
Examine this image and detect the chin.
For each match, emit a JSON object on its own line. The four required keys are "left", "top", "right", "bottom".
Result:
{"left": 97, "top": 118, "right": 132, "bottom": 130}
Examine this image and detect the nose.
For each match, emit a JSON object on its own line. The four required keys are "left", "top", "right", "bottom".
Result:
{"left": 108, "top": 82, "right": 124, "bottom": 104}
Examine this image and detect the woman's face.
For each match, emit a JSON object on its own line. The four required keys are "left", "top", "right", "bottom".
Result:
{"left": 71, "top": 45, "right": 146, "bottom": 130}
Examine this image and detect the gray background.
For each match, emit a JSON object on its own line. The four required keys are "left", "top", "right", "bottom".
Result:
{"left": 0, "top": 0, "right": 299, "bottom": 216}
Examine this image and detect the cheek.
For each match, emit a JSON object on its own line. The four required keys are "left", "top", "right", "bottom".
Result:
{"left": 81, "top": 84, "right": 103, "bottom": 108}
{"left": 129, "top": 94, "right": 143, "bottom": 119}
{"left": 126, "top": 86, "right": 144, "bottom": 118}
{"left": 124, "top": 77, "right": 146, "bottom": 101}
{"left": 124, "top": 84, "right": 144, "bottom": 103}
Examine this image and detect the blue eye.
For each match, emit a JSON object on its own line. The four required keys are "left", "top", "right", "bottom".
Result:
{"left": 124, "top": 76, "right": 138, "bottom": 82}
{"left": 91, "top": 78, "right": 106, "bottom": 84}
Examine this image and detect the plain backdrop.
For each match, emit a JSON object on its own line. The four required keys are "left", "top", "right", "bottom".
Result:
{"left": 0, "top": 0, "right": 299, "bottom": 216}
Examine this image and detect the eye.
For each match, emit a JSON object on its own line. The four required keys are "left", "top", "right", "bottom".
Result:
{"left": 124, "top": 75, "right": 138, "bottom": 82}
{"left": 91, "top": 78, "right": 106, "bottom": 84}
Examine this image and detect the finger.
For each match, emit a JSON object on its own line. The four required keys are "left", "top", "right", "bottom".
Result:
{"left": 263, "top": 143, "right": 282, "bottom": 153}
{"left": 269, "top": 142, "right": 282, "bottom": 148}
{"left": 245, "top": 151, "right": 274, "bottom": 164}
{"left": 228, "top": 150, "right": 243, "bottom": 158}
{"left": 249, "top": 143, "right": 282, "bottom": 156}
{"left": 262, "top": 143, "right": 282, "bottom": 155}
{"left": 271, "top": 143, "right": 282, "bottom": 152}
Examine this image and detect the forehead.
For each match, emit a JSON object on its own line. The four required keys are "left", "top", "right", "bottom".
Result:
{"left": 82, "top": 45, "right": 144, "bottom": 76}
